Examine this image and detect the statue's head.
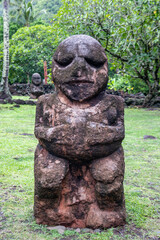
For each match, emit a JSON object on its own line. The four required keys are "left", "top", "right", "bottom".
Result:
{"left": 52, "top": 35, "right": 108, "bottom": 102}
{"left": 32, "top": 73, "right": 42, "bottom": 86}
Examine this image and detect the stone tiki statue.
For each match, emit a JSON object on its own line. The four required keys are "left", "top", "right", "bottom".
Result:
{"left": 34, "top": 35, "right": 126, "bottom": 229}
{"left": 30, "top": 73, "right": 43, "bottom": 99}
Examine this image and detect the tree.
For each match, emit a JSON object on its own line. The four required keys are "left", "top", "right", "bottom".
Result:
{"left": 52, "top": 0, "right": 160, "bottom": 106}
{"left": 0, "top": 1, "right": 2, "bottom": 16}
{"left": 33, "top": 0, "right": 61, "bottom": 23}
{"left": 0, "top": 0, "right": 11, "bottom": 100}
{"left": 0, "top": 16, "right": 22, "bottom": 43}
{"left": 0, "top": 25, "right": 57, "bottom": 83}
{"left": 10, "top": 0, "right": 35, "bottom": 27}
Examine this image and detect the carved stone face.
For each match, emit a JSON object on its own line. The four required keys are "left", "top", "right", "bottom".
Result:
{"left": 32, "top": 73, "right": 42, "bottom": 86}
{"left": 52, "top": 35, "right": 108, "bottom": 102}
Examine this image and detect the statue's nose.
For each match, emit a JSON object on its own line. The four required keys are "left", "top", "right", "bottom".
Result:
{"left": 74, "top": 57, "right": 87, "bottom": 68}
{"left": 71, "top": 57, "right": 87, "bottom": 77}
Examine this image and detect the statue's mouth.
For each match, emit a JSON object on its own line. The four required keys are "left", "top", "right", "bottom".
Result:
{"left": 66, "top": 78, "right": 94, "bottom": 85}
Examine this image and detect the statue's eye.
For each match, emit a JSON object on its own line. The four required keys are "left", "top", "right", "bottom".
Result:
{"left": 55, "top": 57, "right": 73, "bottom": 67}
{"left": 85, "top": 57, "right": 105, "bottom": 68}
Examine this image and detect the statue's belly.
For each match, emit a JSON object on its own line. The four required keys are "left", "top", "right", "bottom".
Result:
{"left": 41, "top": 138, "right": 121, "bottom": 164}
{"left": 40, "top": 111, "right": 121, "bottom": 163}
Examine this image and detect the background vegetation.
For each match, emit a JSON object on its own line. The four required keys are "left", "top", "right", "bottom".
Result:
{"left": 0, "top": 102, "right": 160, "bottom": 239}
{"left": 0, "top": 0, "right": 159, "bottom": 102}
{"left": 7, "top": 25, "right": 56, "bottom": 83}
{"left": 33, "top": 0, "right": 61, "bottom": 22}
{"left": 52, "top": 0, "right": 160, "bottom": 103}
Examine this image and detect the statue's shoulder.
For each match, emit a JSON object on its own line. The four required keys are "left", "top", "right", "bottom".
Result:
{"left": 37, "top": 93, "right": 57, "bottom": 106}
{"left": 104, "top": 92, "right": 124, "bottom": 106}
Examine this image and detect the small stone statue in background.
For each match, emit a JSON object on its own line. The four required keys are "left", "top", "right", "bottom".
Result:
{"left": 34, "top": 35, "right": 126, "bottom": 229}
{"left": 30, "top": 73, "right": 43, "bottom": 99}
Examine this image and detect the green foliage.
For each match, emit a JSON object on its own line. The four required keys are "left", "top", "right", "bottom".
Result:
{"left": 52, "top": 0, "right": 160, "bottom": 98}
{"left": 0, "top": 25, "right": 56, "bottom": 84}
{"left": 10, "top": 0, "right": 36, "bottom": 27}
{"left": 33, "top": 0, "right": 61, "bottom": 23}
{"left": 127, "top": 77, "right": 149, "bottom": 94}
{"left": 108, "top": 74, "right": 149, "bottom": 94}
{"left": 108, "top": 75, "right": 134, "bottom": 93}
{"left": 30, "top": 18, "right": 48, "bottom": 27}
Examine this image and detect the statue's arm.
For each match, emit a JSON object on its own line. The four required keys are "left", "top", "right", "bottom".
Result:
{"left": 34, "top": 97, "right": 57, "bottom": 141}
{"left": 86, "top": 97, "right": 125, "bottom": 145}
{"left": 34, "top": 96, "right": 69, "bottom": 142}
{"left": 86, "top": 122, "right": 124, "bottom": 145}
{"left": 34, "top": 97, "right": 48, "bottom": 140}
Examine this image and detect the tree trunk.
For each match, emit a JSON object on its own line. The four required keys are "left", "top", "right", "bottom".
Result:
{"left": 143, "top": 81, "right": 159, "bottom": 107}
{"left": 27, "top": 74, "right": 30, "bottom": 84}
{"left": 0, "top": 0, "right": 11, "bottom": 100}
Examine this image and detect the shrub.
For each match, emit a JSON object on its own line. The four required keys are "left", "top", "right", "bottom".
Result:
{"left": 0, "top": 25, "right": 57, "bottom": 84}
{"left": 108, "top": 74, "right": 149, "bottom": 94}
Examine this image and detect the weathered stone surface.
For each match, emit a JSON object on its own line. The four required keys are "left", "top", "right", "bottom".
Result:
{"left": 150, "top": 96, "right": 160, "bottom": 108}
{"left": 9, "top": 83, "right": 30, "bottom": 96}
{"left": 34, "top": 34, "right": 126, "bottom": 229}
{"left": 30, "top": 73, "right": 43, "bottom": 99}
{"left": 47, "top": 225, "right": 66, "bottom": 234}
{"left": 13, "top": 99, "right": 26, "bottom": 105}
{"left": 9, "top": 83, "right": 55, "bottom": 96}
{"left": 25, "top": 100, "right": 36, "bottom": 105}
{"left": 94, "top": 229, "right": 101, "bottom": 233}
{"left": 0, "top": 99, "right": 6, "bottom": 104}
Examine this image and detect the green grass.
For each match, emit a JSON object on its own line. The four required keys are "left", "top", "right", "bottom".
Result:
{"left": 12, "top": 95, "right": 31, "bottom": 100}
{"left": 0, "top": 104, "right": 160, "bottom": 240}
{"left": 12, "top": 95, "right": 37, "bottom": 102}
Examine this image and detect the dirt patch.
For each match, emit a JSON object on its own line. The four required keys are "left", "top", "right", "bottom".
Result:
{"left": 20, "top": 133, "right": 34, "bottom": 136}
{"left": 6, "top": 132, "right": 34, "bottom": 136}
{"left": 143, "top": 135, "right": 157, "bottom": 140}
{"left": 28, "top": 148, "right": 34, "bottom": 152}
{"left": 145, "top": 108, "right": 160, "bottom": 111}
{"left": 0, "top": 206, "right": 7, "bottom": 223}
{"left": 58, "top": 236, "right": 87, "bottom": 240}
{"left": 113, "top": 224, "right": 159, "bottom": 240}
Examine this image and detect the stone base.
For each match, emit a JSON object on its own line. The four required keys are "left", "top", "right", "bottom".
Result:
{"left": 34, "top": 156, "right": 126, "bottom": 229}
{"left": 34, "top": 199, "right": 126, "bottom": 229}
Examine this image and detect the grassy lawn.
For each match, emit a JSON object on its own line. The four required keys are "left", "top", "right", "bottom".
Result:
{"left": 0, "top": 103, "right": 160, "bottom": 240}
{"left": 12, "top": 95, "right": 31, "bottom": 100}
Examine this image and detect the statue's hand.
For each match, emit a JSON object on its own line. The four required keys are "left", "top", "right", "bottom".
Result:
{"left": 46, "top": 125, "right": 66, "bottom": 141}
{"left": 35, "top": 125, "right": 66, "bottom": 141}
{"left": 86, "top": 122, "right": 124, "bottom": 145}
{"left": 35, "top": 124, "right": 73, "bottom": 144}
